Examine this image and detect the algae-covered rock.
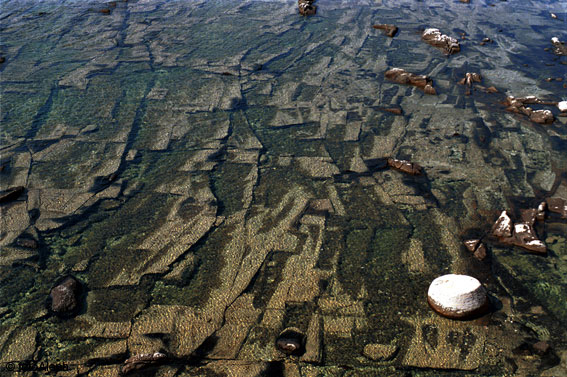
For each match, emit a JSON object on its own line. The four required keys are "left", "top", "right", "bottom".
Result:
{"left": 363, "top": 343, "right": 398, "bottom": 361}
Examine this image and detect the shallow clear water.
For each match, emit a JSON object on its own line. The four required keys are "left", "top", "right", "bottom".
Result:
{"left": 1, "top": 0, "right": 566, "bottom": 375}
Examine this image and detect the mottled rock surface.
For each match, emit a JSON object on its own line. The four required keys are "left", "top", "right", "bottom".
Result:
{"left": 0, "top": 0, "right": 565, "bottom": 376}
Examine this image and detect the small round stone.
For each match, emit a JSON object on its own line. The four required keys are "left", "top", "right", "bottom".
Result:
{"left": 427, "top": 274, "right": 489, "bottom": 319}
{"left": 275, "top": 327, "right": 306, "bottom": 356}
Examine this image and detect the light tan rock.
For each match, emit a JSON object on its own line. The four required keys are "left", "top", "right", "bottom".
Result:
{"left": 363, "top": 343, "right": 398, "bottom": 361}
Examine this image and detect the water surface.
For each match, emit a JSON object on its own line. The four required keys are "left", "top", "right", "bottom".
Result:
{"left": 1, "top": 0, "right": 566, "bottom": 375}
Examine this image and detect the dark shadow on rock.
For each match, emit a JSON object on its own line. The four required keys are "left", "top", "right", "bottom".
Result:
{"left": 0, "top": 186, "right": 25, "bottom": 204}
{"left": 89, "top": 173, "right": 120, "bottom": 193}
{"left": 193, "top": 334, "right": 219, "bottom": 359}
{"left": 363, "top": 157, "right": 389, "bottom": 172}
{"left": 230, "top": 96, "right": 247, "bottom": 111}
{"left": 260, "top": 361, "right": 285, "bottom": 377}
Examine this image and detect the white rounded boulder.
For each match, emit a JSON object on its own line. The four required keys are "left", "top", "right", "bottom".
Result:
{"left": 427, "top": 274, "right": 489, "bottom": 319}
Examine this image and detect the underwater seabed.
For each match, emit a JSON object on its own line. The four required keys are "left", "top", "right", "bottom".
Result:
{"left": 0, "top": 0, "right": 566, "bottom": 375}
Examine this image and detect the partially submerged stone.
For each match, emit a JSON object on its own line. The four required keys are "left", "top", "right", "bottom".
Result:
{"left": 473, "top": 243, "right": 487, "bottom": 260}
{"left": 546, "top": 197, "right": 567, "bottom": 218}
{"left": 464, "top": 239, "right": 487, "bottom": 260}
{"left": 276, "top": 327, "right": 306, "bottom": 356}
{"left": 512, "top": 223, "right": 547, "bottom": 254}
{"left": 458, "top": 72, "right": 482, "bottom": 94}
{"left": 298, "top": 0, "right": 316, "bottom": 16}
{"left": 520, "top": 208, "right": 537, "bottom": 225}
{"left": 384, "top": 68, "right": 436, "bottom": 94}
{"left": 422, "top": 28, "right": 460, "bottom": 55}
{"left": 49, "top": 276, "right": 82, "bottom": 317}
{"left": 464, "top": 239, "right": 480, "bottom": 253}
{"left": 382, "top": 107, "right": 402, "bottom": 115}
{"left": 458, "top": 73, "right": 482, "bottom": 87}
{"left": 530, "top": 109, "right": 554, "bottom": 125}
{"left": 387, "top": 157, "right": 422, "bottom": 175}
{"left": 491, "top": 210, "right": 512, "bottom": 238}
{"left": 537, "top": 201, "right": 547, "bottom": 221}
{"left": 505, "top": 96, "right": 555, "bottom": 124}
{"left": 427, "top": 274, "right": 489, "bottom": 319}
{"left": 558, "top": 101, "right": 567, "bottom": 112}
{"left": 551, "top": 37, "right": 567, "bottom": 56}
{"left": 492, "top": 210, "right": 547, "bottom": 254}
{"left": 122, "top": 352, "right": 167, "bottom": 375}
{"left": 423, "top": 84, "right": 437, "bottom": 95}
{"left": 372, "top": 24, "right": 398, "bottom": 37}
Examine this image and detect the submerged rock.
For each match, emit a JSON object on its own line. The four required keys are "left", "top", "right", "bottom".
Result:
{"left": 387, "top": 157, "right": 422, "bottom": 175}
{"left": 49, "top": 276, "right": 82, "bottom": 316}
{"left": 464, "top": 239, "right": 480, "bottom": 253}
{"left": 459, "top": 73, "right": 482, "bottom": 94}
{"left": 122, "top": 352, "right": 167, "bottom": 375}
{"left": 512, "top": 223, "right": 547, "bottom": 254}
{"left": 382, "top": 107, "right": 402, "bottom": 115}
{"left": 422, "top": 28, "right": 460, "bottom": 55}
{"left": 464, "top": 239, "right": 488, "bottom": 260}
{"left": 530, "top": 109, "right": 554, "bottom": 124}
{"left": 372, "top": 24, "right": 398, "bottom": 37}
{"left": 427, "top": 274, "right": 489, "bottom": 319}
{"left": 505, "top": 96, "right": 556, "bottom": 124}
{"left": 423, "top": 84, "right": 437, "bottom": 95}
{"left": 0, "top": 186, "right": 25, "bottom": 204}
{"left": 276, "top": 327, "right": 306, "bottom": 356}
{"left": 363, "top": 343, "right": 398, "bottom": 361}
{"left": 491, "top": 210, "right": 513, "bottom": 238}
{"left": 537, "top": 201, "right": 547, "bottom": 221}
{"left": 384, "top": 68, "right": 436, "bottom": 94}
{"left": 492, "top": 210, "right": 547, "bottom": 254}
{"left": 15, "top": 237, "right": 38, "bottom": 249}
{"left": 520, "top": 208, "right": 537, "bottom": 225}
{"left": 551, "top": 37, "right": 567, "bottom": 56}
{"left": 546, "top": 197, "right": 567, "bottom": 218}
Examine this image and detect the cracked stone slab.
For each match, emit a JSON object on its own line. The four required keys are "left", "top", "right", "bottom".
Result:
{"left": 402, "top": 315, "right": 487, "bottom": 370}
